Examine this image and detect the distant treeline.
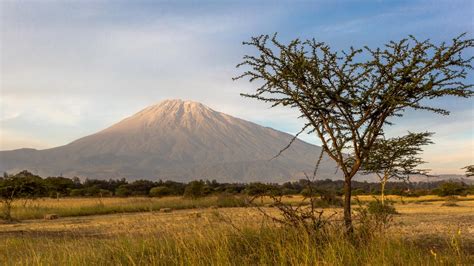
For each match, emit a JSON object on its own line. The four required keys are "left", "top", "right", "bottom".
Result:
{"left": 1, "top": 170, "right": 473, "bottom": 199}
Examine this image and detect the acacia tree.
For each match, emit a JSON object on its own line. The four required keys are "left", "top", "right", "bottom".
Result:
{"left": 0, "top": 171, "right": 43, "bottom": 221}
{"left": 463, "top": 165, "right": 474, "bottom": 177}
{"left": 235, "top": 34, "right": 473, "bottom": 232}
{"left": 361, "top": 132, "right": 433, "bottom": 204}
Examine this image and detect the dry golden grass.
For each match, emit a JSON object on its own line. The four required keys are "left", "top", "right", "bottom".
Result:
{"left": 8, "top": 195, "right": 248, "bottom": 220}
{"left": 3, "top": 200, "right": 473, "bottom": 239}
{"left": 1, "top": 195, "right": 473, "bottom": 265}
{"left": 8, "top": 194, "right": 473, "bottom": 221}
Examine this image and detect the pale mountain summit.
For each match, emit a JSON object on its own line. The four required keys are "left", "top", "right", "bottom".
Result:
{"left": 0, "top": 99, "right": 338, "bottom": 182}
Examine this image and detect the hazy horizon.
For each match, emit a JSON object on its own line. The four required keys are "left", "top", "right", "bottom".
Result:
{"left": 1, "top": 0, "right": 473, "bottom": 174}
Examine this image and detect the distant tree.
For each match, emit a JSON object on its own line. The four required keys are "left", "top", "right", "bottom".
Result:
{"left": 434, "top": 182, "right": 468, "bottom": 196}
{"left": 244, "top": 182, "right": 271, "bottom": 197}
{"left": 183, "top": 180, "right": 208, "bottom": 199}
{"left": 115, "top": 185, "right": 131, "bottom": 197}
{"left": 149, "top": 186, "right": 172, "bottom": 198}
{"left": 463, "top": 165, "right": 474, "bottom": 177}
{"left": 69, "top": 189, "right": 85, "bottom": 197}
{"left": 361, "top": 132, "right": 433, "bottom": 204}
{"left": 235, "top": 33, "right": 473, "bottom": 232}
{"left": 126, "top": 180, "right": 157, "bottom": 196}
{"left": 43, "top": 176, "right": 76, "bottom": 198}
{"left": 0, "top": 171, "right": 44, "bottom": 221}
{"left": 162, "top": 180, "right": 187, "bottom": 195}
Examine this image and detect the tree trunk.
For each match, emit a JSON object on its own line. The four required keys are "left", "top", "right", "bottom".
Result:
{"left": 343, "top": 177, "right": 353, "bottom": 234}
{"left": 2, "top": 201, "right": 12, "bottom": 222}
{"left": 381, "top": 180, "right": 386, "bottom": 205}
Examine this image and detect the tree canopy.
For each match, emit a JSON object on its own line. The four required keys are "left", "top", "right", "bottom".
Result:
{"left": 362, "top": 132, "right": 434, "bottom": 180}
{"left": 463, "top": 165, "right": 474, "bottom": 177}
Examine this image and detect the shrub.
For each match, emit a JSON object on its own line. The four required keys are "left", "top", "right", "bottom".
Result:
{"left": 149, "top": 186, "right": 172, "bottom": 198}
{"left": 367, "top": 199, "right": 398, "bottom": 215}
{"left": 355, "top": 198, "right": 396, "bottom": 238}
{"left": 216, "top": 193, "right": 247, "bottom": 208}
{"left": 69, "top": 189, "right": 85, "bottom": 197}
{"left": 300, "top": 188, "right": 317, "bottom": 198}
{"left": 183, "top": 181, "right": 208, "bottom": 199}
{"left": 98, "top": 189, "right": 112, "bottom": 197}
{"left": 441, "top": 195, "right": 459, "bottom": 207}
{"left": 435, "top": 182, "right": 468, "bottom": 196}
{"left": 115, "top": 185, "right": 131, "bottom": 197}
{"left": 244, "top": 183, "right": 271, "bottom": 196}
{"left": 320, "top": 191, "right": 343, "bottom": 207}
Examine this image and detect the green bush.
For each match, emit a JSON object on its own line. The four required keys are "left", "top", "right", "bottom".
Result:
{"left": 434, "top": 182, "right": 468, "bottom": 197}
{"left": 115, "top": 185, "right": 131, "bottom": 197}
{"left": 99, "top": 189, "right": 112, "bottom": 197}
{"left": 69, "top": 189, "right": 85, "bottom": 197}
{"left": 149, "top": 186, "right": 172, "bottom": 198}
{"left": 320, "top": 191, "right": 343, "bottom": 207}
{"left": 183, "top": 180, "right": 208, "bottom": 199}
{"left": 367, "top": 199, "right": 398, "bottom": 215}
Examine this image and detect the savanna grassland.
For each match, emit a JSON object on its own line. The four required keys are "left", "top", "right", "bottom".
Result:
{"left": 0, "top": 195, "right": 473, "bottom": 265}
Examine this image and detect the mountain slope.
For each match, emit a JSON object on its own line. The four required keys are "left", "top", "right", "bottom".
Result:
{"left": 0, "top": 99, "right": 338, "bottom": 182}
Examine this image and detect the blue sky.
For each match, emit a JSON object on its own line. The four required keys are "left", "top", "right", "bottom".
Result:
{"left": 1, "top": 0, "right": 473, "bottom": 174}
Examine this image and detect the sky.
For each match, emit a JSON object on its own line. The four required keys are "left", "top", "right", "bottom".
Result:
{"left": 1, "top": 0, "right": 473, "bottom": 174}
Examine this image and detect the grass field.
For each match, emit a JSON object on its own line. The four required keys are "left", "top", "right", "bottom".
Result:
{"left": 7, "top": 194, "right": 474, "bottom": 220}
{"left": 0, "top": 195, "right": 473, "bottom": 265}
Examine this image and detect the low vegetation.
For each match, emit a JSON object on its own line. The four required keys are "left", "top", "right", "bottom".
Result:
{"left": 1, "top": 170, "right": 473, "bottom": 222}
{"left": 0, "top": 200, "right": 472, "bottom": 265}
{"left": 1, "top": 170, "right": 473, "bottom": 265}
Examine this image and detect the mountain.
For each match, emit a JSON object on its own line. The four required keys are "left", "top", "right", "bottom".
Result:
{"left": 0, "top": 99, "right": 339, "bottom": 182}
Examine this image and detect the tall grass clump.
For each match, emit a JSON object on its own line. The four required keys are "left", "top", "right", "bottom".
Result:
{"left": 0, "top": 223, "right": 471, "bottom": 265}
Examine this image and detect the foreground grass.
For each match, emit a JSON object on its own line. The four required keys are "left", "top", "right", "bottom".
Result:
{"left": 1, "top": 223, "right": 470, "bottom": 265}
{"left": 1, "top": 200, "right": 473, "bottom": 265}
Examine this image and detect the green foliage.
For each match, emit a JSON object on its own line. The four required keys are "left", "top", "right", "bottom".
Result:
{"left": 463, "top": 165, "right": 474, "bottom": 177}
{"left": 244, "top": 182, "right": 269, "bottom": 196}
{"left": 0, "top": 170, "right": 44, "bottom": 221}
{"left": 99, "top": 189, "right": 113, "bottom": 197}
{"left": 244, "top": 182, "right": 281, "bottom": 196}
{"left": 366, "top": 199, "right": 398, "bottom": 215}
{"left": 183, "top": 180, "right": 209, "bottom": 199}
{"left": 149, "top": 186, "right": 172, "bottom": 198}
{"left": 320, "top": 192, "right": 343, "bottom": 207}
{"left": 0, "top": 170, "right": 468, "bottom": 200}
{"left": 356, "top": 198, "right": 396, "bottom": 237}
{"left": 362, "top": 132, "right": 433, "bottom": 180}
{"left": 125, "top": 180, "right": 156, "bottom": 196}
{"left": 300, "top": 187, "right": 316, "bottom": 197}
{"left": 43, "top": 176, "right": 76, "bottom": 197}
{"left": 434, "top": 182, "right": 468, "bottom": 196}
{"left": 115, "top": 185, "right": 131, "bottom": 197}
{"left": 69, "top": 189, "right": 85, "bottom": 197}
